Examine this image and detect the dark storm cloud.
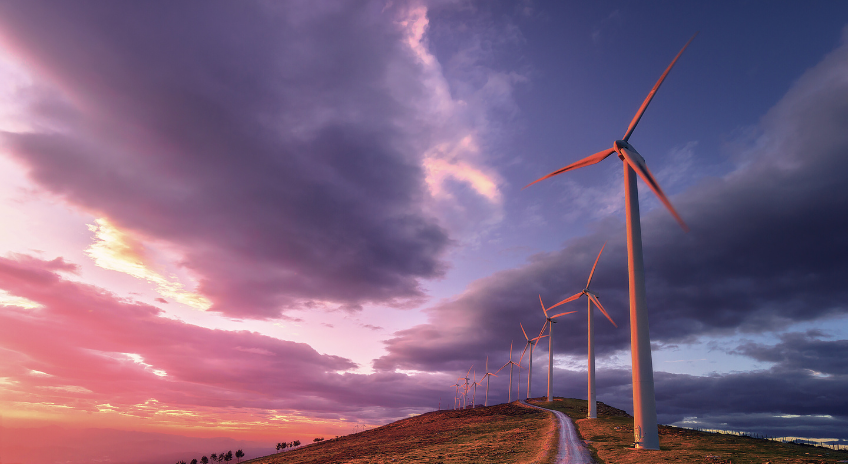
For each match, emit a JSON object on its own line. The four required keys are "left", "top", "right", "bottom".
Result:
{"left": 0, "top": 1, "right": 449, "bottom": 317}
{"left": 731, "top": 330, "right": 848, "bottom": 376}
{"left": 375, "top": 27, "right": 848, "bottom": 371}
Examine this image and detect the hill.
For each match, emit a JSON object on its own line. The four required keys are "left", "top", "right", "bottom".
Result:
{"left": 245, "top": 402, "right": 556, "bottom": 464}
{"left": 244, "top": 398, "right": 848, "bottom": 464}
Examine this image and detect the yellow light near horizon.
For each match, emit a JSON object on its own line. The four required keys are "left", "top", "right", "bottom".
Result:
{"left": 86, "top": 218, "right": 211, "bottom": 310}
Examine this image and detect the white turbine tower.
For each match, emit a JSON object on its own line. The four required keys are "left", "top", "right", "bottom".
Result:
{"left": 539, "top": 296, "right": 577, "bottom": 402}
{"left": 498, "top": 341, "right": 521, "bottom": 402}
{"left": 547, "top": 242, "right": 618, "bottom": 419}
{"left": 519, "top": 322, "right": 548, "bottom": 399}
{"left": 525, "top": 34, "right": 697, "bottom": 449}
{"left": 479, "top": 356, "right": 498, "bottom": 407}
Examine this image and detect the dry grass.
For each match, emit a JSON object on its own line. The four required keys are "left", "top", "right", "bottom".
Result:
{"left": 244, "top": 402, "right": 557, "bottom": 464}
{"left": 529, "top": 397, "right": 848, "bottom": 464}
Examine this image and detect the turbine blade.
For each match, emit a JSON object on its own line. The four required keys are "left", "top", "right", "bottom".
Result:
{"left": 537, "top": 320, "right": 548, "bottom": 338}
{"left": 519, "top": 344, "right": 529, "bottom": 365}
{"left": 586, "top": 242, "right": 607, "bottom": 288}
{"left": 466, "top": 365, "right": 473, "bottom": 377}
{"left": 623, "top": 32, "right": 698, "bottom": 141}
{"left": 520, "top": 322, "right": 529, "bottom": 342}
{"left": 547, "top": 292, "right": 583, "bottom": 312}
{"left": 551, "top": 310, "right": 578, "bottom": 318}
{"left": 588, "top": 294, "right": 617, "bottom": 328}
{"left": 539, "top": 295, "right": 548, "bottom": 318}
{"left": 523, "top": 147, "right": 616, "bottom": 189}
{"left": 619, "top": 146, "right": 689, "bottom": 231}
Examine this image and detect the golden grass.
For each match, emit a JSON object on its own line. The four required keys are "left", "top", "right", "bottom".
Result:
{"left": 244, "top": 402, "right": 557, "bottom": 464}
{"left": 530, "top": 397, "right": 848, "bottom": 464}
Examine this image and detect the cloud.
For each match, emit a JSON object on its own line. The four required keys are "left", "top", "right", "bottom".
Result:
{"left": 375, "top": 27, "right": 848, "bottom": 374}
{"left": 0, "top": 254, "right": 449, "bottom": 426}
{"left": 0, "top": 1, "right": 492, "bottom": 318}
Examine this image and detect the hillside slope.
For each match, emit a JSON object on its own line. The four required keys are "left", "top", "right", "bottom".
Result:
{"left": 245, "top": 403, "right": 557, "bottom": 464}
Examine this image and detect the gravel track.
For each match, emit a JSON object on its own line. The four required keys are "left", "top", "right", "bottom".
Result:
{"left": 519, "top": 400, "right": 594, "bottom": 464}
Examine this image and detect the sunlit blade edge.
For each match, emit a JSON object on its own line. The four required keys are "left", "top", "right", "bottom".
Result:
{"left": 623, "top": 32, "right": 699, "bottom": 141}
{"left": 523, "top": 147, "right": 616, "bottom": 189}
{"left": 551, "top": 310, "right": 577, "bottom": 319}
{"left": 520, "top": 322, "right": 529, "bottom": 341}
{"left": 546, "top": 292, "right": 582, "bottom": 312}
{"left": 620, "top": 148, "right": 689, "bottom": 231}
{"left": 588, "top": 294, "right": 617, "bottom": 328}
{"left": 586, "top": 241, "right": 607, "bottom": 288}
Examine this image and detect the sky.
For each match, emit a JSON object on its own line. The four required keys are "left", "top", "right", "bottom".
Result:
{"left": 0, "top": 1, "right": 847, "bottom": 463}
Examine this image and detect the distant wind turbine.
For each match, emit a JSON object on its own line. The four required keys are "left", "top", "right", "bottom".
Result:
{"left": 498, "top": 341, "right": 521, "bottom": 402}
{"left": 539, "top": 295, "right": 577, "bottom": 402}
{"left": 518, "top": 322, "right": 548, "bottom": 399}
{"left": 524, "top": 33, "right": 698, "bottom": 449}
{"left": 479, "top": 356, "right": 498, "bottom": 407}
{"left": 470, "top": 369, "right": 479, "bottom": 408}
{"left": 547, "top": 242, "right": 617, "bottom": 419}
{"left": 450, "top": 382, "right": 460, "bottom": 410}
{"left": 458, "top": 365, "right": 472, "bottom": 409}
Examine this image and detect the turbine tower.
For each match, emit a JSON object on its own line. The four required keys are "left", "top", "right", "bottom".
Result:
{"left": 539, "top": 296, "right": 577, "bottom": 402}
{"left": 479, "top": 356, "right": 498, "bottom": 407}
{"left": 547, "top": 243, "right": 618, "bottom": 418}
{"left": 519, "top": 322, "right": 548, "bottom": 399}
{"left": 525, "top": 34, "right": 697, "bottom": 449}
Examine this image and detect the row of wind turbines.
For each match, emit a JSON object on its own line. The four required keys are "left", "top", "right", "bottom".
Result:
{"left": 447, "top": 32, "right": 698, "bottom": 450}
{"left": 449, "top": 242, "right": 616, "bottom": 418}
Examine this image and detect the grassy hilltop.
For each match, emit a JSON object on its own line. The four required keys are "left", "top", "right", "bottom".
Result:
{"left": 245, "top": 398, "right": 848, "bottom": 464}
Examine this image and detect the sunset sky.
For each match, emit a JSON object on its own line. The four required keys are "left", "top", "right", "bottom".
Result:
{"left": 1, "top": 1, "right": 847, "bottom": 463}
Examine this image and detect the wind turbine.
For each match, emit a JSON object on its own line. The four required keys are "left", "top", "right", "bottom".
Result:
{"left": 524, "top": 34, "right": 697, "bottom": 449}
{"left": 539, "top": 296, "right": 577, "bottom": 402}
{"left": 470, "top": 369, "right": 479, "bottom": 408}
{"left": 498, "top": 341, "right": 521, "bottom": 402}
{"left": 519, "top": 322, "right": 548, "bottom": 399}
{"left": 479, "top": 356, "right": 498, "bottom": 406}
{"left": 450, "top": 382, "right": 460, "bottom": 410}
{"left": 458, "top": 365, "right": 472, "bottom": 409}
{"left": 547, "top": 243, "right": 618, "bottom": 419}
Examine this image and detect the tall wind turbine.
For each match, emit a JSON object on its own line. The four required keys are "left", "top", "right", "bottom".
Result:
{"left": 525, "top": 34, "right": 697, "bottom": 449}
{"left": 519, "top": 322, "right": 548, "bottom": 399}
{"left": 479, "top": 356, "right": 498, "bottom": 407}
{"left": 539, "top": 296, "right": 577, "bottom": 402}
{"left": 547, "top": 243, "right": 618, "bottom": 419}
{"left": 498, "top": 341, "right": 521, "bottom": 402}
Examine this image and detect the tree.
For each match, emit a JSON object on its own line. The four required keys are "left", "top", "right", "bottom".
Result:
{"left": 313, "top": 437, "right": 324, "bottom": 443}
{"left": 210, "top": 454, "right": 217, "bottom": 462}
{"left": 177, "top": 461, "right": 187, "bottom": 464}
{"left": 201, "top": 457, "right": 209, "bottom": 464}
{"left": 191, "top": 460, "right": 198, "bottom": 464}
{"left": 293, "top": 440, "right": 301, "bottom": 447}
{"left": 276, "top": 442, "right": 286, "bottom": 452}
{"left": 235, "top": 450, "right": 244, "bottom": 463}
{"left": 224, "top": 450, "right": 233, "bottom": 464}
{"left": 218, "top": 452, "right": 225, "bottom": 464}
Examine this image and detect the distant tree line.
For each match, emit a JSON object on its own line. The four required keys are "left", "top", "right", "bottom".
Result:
{"left": 276, "top": 440, "right": 302, "bottom": 452}
{"left": 176, "top": 449, "right": 244, "bottom": 464}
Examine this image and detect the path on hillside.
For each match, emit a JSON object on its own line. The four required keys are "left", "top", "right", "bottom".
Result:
{"left": 518, "top": 400, "right": 594, "bottom": 464}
